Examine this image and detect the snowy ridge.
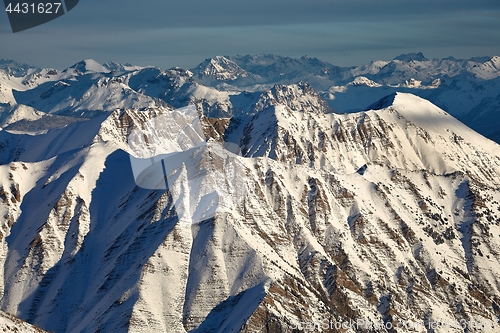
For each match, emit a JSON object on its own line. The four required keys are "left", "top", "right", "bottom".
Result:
{"left": 240, "top": 92, "right": 500, "bottom": 182}
{"left": 0, "top": 311, "right": 48, "bottom": 332}
{"left": 0, "top": 104, "right": 85, "bottom": 132}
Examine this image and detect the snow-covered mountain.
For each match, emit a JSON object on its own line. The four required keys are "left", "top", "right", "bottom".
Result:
{"left": 192, "top": 56, "right": 260, "bottom": 83}
{"left": 126, "top": 66, "right": 235, "bottom": 118}
{"left": 191, "top": 53, "right": 500, "bottom": 140}
{"left": 1, "top": 54, "right": 499, "bottom": 141}
{"left": 0, "top": 88, "right": 499, "bottom": 332}
{"left": 191, "top": 53, "right": 500, "bottom": 88}
{"left": 251, "top": 82, "right": 334, "bottom": 115}
{"left": 0, "top": 59, "right": 239, "bottom": 119}
{"left": 65, "top": 59, "right": 111, "bottom": 76}
{"left": 0, "top": 60, "right": 70, "bottom": 93}
{"left": 0, "top": 59, "right": 39, "bottom": 78}
{"left": 189, "top": 54, "right": 344, "bottom": 93}
{"left": 393, "top": 52, "right": 428, "bottom": 62}
{"left": 1, "top": 55, "right": 500, "bottom": 331}
{"left": 346, "top": 55, "right": 499, "bottom": 85}
{"left": 14, "top": 74, "right": 166, "bottom": 118}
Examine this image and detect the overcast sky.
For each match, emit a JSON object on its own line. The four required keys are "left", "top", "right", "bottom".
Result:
{"left": 1, "top": 0, "right": 499, "bottom": 70}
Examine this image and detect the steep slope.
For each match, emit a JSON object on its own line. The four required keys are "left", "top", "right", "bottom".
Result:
{"left": 240, "top": 92, "right": 500, "bottom": 180}
{"left": 0, "top": 311, "right": 48, "bottom": 332}
{"left": 0, "top": 93, "right": 500, "bottom": 333}
{"left": 0, "top": 83, "right": 15, "bottom": 105}
{"left": 224, "top": 82, "right": 335, "bottom": 140}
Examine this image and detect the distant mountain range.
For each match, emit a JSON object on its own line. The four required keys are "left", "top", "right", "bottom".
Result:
{"left": 1, "top": 53, "right": 499, "bottom": 141}
{"left": 191, "top": 53, "right": 500, "bottom": 140}
{"left": 0, "top": 54, "right": 500, "bottom": 332}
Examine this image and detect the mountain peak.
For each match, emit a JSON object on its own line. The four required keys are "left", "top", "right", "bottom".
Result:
{"left": 367, "top": 92, "right": 451, "bottom": 120}
{"left": 365, "top": 92, "right": 483, "bottom": 145}
{"left": 103, "top": 60, "right": 123, "bottom": 69}
{"left": 0, "top": 59, "right": 38, "bottom": 77}
{"left": 254, "top": 82, "right": 333, "bottom": 114}
{"left": 348, "top": 76, "right": 382, "bottom": 87}
{"left": 393, "top": 52, "right": 428, "bottom": 62}
{"left": 192, "top": 56, "right": 257, "bottom": 81}
{"left": 391, "top": 91, "right": 442, "bottom": 111}
{"left": 67, "top": 59, "right": 110, "bottom": 74}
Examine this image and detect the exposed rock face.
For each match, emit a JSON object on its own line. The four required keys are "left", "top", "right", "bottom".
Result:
{"left": 0, "top": 92, "right": 499, "bottom": 333}
{"left": 252, "top": 82, "right": 334, "bottom": 115}
{"left": 201, "top": 116, "right": 231, "bottom": 143}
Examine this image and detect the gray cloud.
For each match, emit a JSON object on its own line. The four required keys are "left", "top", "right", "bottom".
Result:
{"left": 0, "top": 0, "right": 499, "bottom": 69}
{"left": 4, "top": 1, "right": 496, "bottom": 31}
{"left": 71, "top": 0, "right": 499, "bottom": 28}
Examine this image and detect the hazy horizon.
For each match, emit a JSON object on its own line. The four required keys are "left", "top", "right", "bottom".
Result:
{"left": 1, "top": 0, "right": 499, "bottom": 70}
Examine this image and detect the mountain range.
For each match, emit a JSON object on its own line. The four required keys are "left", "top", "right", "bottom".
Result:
{"left": 0, "top": 54, "right": 499, "bottom": 332}
{"left": 1, "top": 53, "right": 499, "bottom": 141}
